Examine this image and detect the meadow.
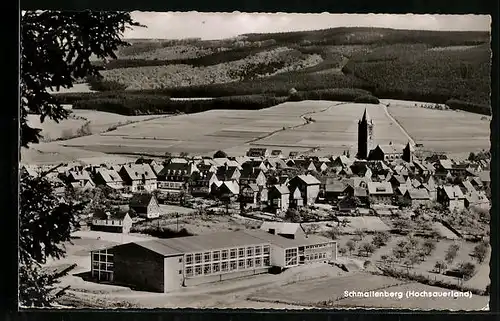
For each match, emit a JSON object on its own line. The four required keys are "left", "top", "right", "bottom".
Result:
{"left": 56, "top": 101, "right": 409, "bottom": 158}
{"left": 387, "top": 104, "right": 491, "bottom": 156}
{"left": 22, "top": 99, "right": 490, "bottom": 165}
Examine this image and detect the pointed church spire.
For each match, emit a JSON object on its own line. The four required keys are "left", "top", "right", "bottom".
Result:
{"left": 361, "top": 108, "right": 371, "bottom": 122}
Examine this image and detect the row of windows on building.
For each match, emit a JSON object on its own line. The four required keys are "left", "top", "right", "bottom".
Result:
{"left": 159, "top": 181, "right": 184, "bottom": 189}
{"left": 93, "top": 220, "right": 122, "bottom": 225}
{"left": 304, "top": 243, "right": 330, "bottom": 250}
{"left": 185, "top": 256, "right": 270, "bottom": 277}
{"left": 305, "top": 252, "right": 328, "bottom": 261}
{"left": 91, "top": 250, "right": 114, "bottom": 277}
{"left": 185, "top": 245, "right": 270, "bottom": 266}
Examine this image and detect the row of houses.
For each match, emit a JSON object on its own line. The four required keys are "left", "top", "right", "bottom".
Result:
{"left": 21, "top": 150, "right": 491, "bottom": 215}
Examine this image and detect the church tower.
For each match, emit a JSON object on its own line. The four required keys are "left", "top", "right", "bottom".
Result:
{"left": 357, "top": 108, "right": 374, "bottom": 160}
{"left": 402, "top": 141, "right": 414, "bottom": 163}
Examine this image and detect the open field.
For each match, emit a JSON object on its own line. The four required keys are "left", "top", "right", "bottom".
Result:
{"left": 248, "top": 272, "right": 405, "bottom": 305}
{"left": 20, "top": 142, "right": 137, "bottom": 165}
{"left": 22, "top": 99, "right": 490, "bottom": 164}
{"left": 27, "top": 109, "right": 164, "bottom": 142}
{"left": 387, "top": 104, "right": 490, "bottom": 155}
{"left": 134, "top": 214, "right": 262, "bottom": 236}
{"left": 46, "top": 83, "right": 96, "bottom": 94}
{"left": 54, "top": 101, "right": 409, "bottom": 158}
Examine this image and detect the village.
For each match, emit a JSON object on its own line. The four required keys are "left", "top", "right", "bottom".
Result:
{"left": 21, "top": 109, "right": 492, "bottom": 308}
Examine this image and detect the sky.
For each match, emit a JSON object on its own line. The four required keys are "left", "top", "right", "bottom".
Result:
{"left": 124, "top": 12, "right": 491, "bottom": 40}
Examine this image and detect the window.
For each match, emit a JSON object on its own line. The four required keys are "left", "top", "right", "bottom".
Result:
{"left": 212, "top": 263, "right": 220, "bottom": 273}
{"left": 230, "top": 249, "right": 237, "bottom": 259}
{"left": 178, "top": 270, "right": 182, "bottom": 275}
{"left": 222, "top": 250, "right": 229, "bottom": 260}
{"left": 106, "top": 263, "right": 113, "bottom": 270}
{"left": 204, "top": 252, "right": 211, "bottom": 262}
{"left": 230, "top": 260, "right": 237, "bottom": 271}
{"left": 203, "top": 264, "right": 211, "bottom": 275}
{"left": 195, "top": 265, "right": 202, "bottom": 276}
{"left": 195, "top": 253, "right": 202, "bottom": 264}
{"left": 186, "top": 266, "right": 193, "bottom": 277}
{"left": 263, "top": 245, "right": 270, "bottom": 254}
{"left": 238, "top": 259, "right": 245, "bottom": 269}
{"left": 179, "top": 257, "right": 183, "bottom": 263}
{"left": 247, "top": 247, "right": 254, "bottom": 257}
{"left": 99, "top": 254, "right": 107, "bottom": 261}
{"left": 246, "top": 258, "right": 254, "bottom": 268}
{"left": 100, "top": 263, "right": 107, "bottom": 270}
{"left": 263, "top": 257, "right": 270, "bottom": 266}
{"left": 92, "top": 262, "right": 99, "bottom": 270}
{"left": 221, "top": 261, "right": 229, "bottom": 272}
{"left": 255, "top": 246, "right": 261, "bottom": 256}
{"left": 213, "top": 251, "right": 220, "bottom": 261}
{"left": 238, "top": 248, "right": 245, "bottom": 258}
{"left": 93, "top": 253, "right": 99, "bottom": 262}
{"left": 285, "top": 248, "right": 298, "bottom": 266}
{"left": 255, "top": 257, "right": 262, "bottom": 267}
{"left": 314, "top": 253, "right": 318, "bottom": 260}
{"left": 186, "top": 254, "right": 193, "bottom": 265}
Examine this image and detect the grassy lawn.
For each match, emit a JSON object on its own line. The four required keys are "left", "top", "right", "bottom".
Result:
{"left": 248, "top": 272, "right": 405, "bottom": 305}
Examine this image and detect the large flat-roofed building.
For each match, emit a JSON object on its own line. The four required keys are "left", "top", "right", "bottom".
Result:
{"left": 90, "top": 225, "right": 337, "bottom": 293}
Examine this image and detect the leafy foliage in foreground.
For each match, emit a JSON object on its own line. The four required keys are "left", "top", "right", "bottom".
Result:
{"left": 19, "top": 173, "right": 86, "bottom": 307}
{"left": 21, "top": 10, "right": 142, "bottom": 147}
{"left": 20, "top": 10, "right": 141, "bottom": 307}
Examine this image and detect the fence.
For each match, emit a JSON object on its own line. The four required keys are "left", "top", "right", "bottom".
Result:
{"left": 375, "top": 265, "right": 487, "bottom": 296}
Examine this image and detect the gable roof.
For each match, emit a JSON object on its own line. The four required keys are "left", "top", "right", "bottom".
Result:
{"left": 438, "top": 159, "right": 454, "bottom": 170}
{"left": 121, "top": 164, "right": 156, "bottom": 181}
{"left": 396, "top": 186, "right": 408, "bottom": 195}
{"left": 461, "top": 180, "right": 476, "bottom": 193}
{"left": 367, "top": 182, "right": 393, "bottom": 195}
{"left": 96, "top": 168, "right": 123, "bottom": 183}
{"left": 216, "top": 166, "right": 239, "bottom": 181}
{"left": 405, "top": 189, "right": 430, "bottom": 200}
{"left": 441, "top": 185, "right": 465, "bottom": 199}
{"left": 354, "top": 187, "right": 368, "bottom": 197}
{"left": 69, "top": 170, "right": 92, "bottom": 181}
{"left": 221, "top": 181, "right": 239, "bottom": 195}
{"left": 158, "top": 162, "right": 191, "bottom": 177}
{"left": 477, "top": 171, "right": 491, "bottom": 183}
{"left": 377, "top": 144, "right": 404, "bottom": 155}
{"left": 129, "top": 193, "right": 154, "bottom": 208}
{"left": 271, "top": 150, "right": 283, "bottom": 156}
{"left": 391, "top": 175, "right": 407, "bottom": 185}
{"left": 325, "top": 182, "right": 348, "bottom": 193}
{"left": 272, "top": 184, "right": 290, "bottom": 195}
{"left": 260, "top": 222, "right": 303, "bottom": 235}
{"left": 241, "top": 183, "right": 259, "bottom": 193}
{"left": 295, "top": 174, "right": 321, "bottom": 185}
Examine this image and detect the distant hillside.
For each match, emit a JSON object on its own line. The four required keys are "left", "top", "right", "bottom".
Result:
{"left": 67, "top": 27, "right": 490, "bottom": 114}
{"left": 241, "top": 27, "right": 489, "bottom": 46}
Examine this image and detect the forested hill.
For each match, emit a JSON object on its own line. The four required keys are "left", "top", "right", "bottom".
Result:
{"left": 60, "top": 27, "right": 491, "bottom": 116}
